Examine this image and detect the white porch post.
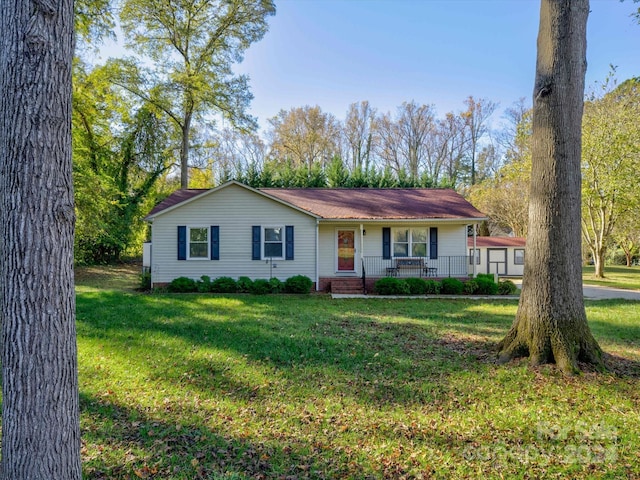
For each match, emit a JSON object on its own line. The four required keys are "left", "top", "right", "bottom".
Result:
{"left": 359, "top": 223, "right": 365, "bottom": 274}
{"left": 472, "top": 223, "right": 478, "bottom": 277}
{"left": 315, "top": 219, "right": 320, "bottom": 291}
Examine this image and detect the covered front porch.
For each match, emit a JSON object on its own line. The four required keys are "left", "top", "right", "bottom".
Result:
{"left": 317, "top": 220, "right": 479, "bottom": 293}
{"left": 320, "top": 255, "right": 471, "bottom": 294}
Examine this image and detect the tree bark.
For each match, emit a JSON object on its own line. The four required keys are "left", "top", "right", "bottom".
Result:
{"left": 180, "top": 110, "right": 192, "bottom": 189}
{"left": 593, "top": 247, "right": 606, "bottom": 278}
{"left": 0, "top": 0, "right": 81, "bottom": 478}
{"left": 497, "top": 0, "right": 603, "bottom": 374}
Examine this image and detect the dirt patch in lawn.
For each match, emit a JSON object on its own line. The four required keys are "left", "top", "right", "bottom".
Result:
{"left": 75, "top": 263, "right": 141, "bottom": 291}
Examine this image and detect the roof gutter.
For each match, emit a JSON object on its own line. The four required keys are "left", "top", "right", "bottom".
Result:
{"left": 315, "top": 217, "right": 488, "bottom": 224}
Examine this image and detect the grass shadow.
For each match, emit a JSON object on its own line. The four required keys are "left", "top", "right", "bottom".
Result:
{"left": 77, "top": 293, "right": 516, "bottom": 408}
{"left": 80, "top": 391, "right": 354, "bottom": 479}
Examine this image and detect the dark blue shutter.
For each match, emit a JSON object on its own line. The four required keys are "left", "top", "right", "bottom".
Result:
{"left": 285, "top": 225, "right": 294, "bottom": 260}
{"left": 211, "top": 226, "right": 219, "bottom": 260}
{"left": 177, "top": 226, "right": 187, "bottom": 260}
{"left": 382, "top": 227, "right": 391, "bottom": 259}
{"left": 429, "top": 227, "right": 438, "bottom": 259}
{"left": 252, "top": 226, "right": 261, "bottom": 260}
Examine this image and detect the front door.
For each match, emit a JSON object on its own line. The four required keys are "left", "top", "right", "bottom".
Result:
{"left": 337, "top": 230, "right": 355, "bottom": 271}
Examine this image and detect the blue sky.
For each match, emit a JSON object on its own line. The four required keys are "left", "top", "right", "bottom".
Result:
{"left": 231, "top": 0, "right": 639, "bottom": 133}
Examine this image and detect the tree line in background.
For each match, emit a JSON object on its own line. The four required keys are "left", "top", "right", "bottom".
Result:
{"left": 470, "top": 74, "right": 640, "bottom": 277}
{"left": 72, "top": 0, "right": 640, "bottom": 279}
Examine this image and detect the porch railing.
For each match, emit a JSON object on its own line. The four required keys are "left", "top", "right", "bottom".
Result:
{"left": 361, "top": 256, "right": 470, "bottom": 278}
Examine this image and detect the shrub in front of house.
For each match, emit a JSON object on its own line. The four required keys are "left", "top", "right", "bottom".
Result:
{"left": 284, "top": 275, "right": 313, "bottom": 294}
{"left": 168, "top": 276, "right": 198, "bottom": 293}
{"left": 463, "top": 279, "right": 479, "bottom": 295}
{"left": 476, "top": 273, "right": 496, "bottom": 282}
{"left": 210, "top": 276, "right": 238, "bottom": 293}
{"left": 440, "top": 277, "right": 464, "bottom": 295}
{"left": 236, "top": 276, "right": 253, "bottom": 293}
{"left": 424, "top": 279, "right": 441, "bottom": 294}
{"left": 249, "top": 279, "right": 272, "bottom": 295}
{"left": 474, "top": 276, "right": 499, "bottom": 295}
{"left": 197, "top": 275, "right": 213, "bottom": 292}
{"left": 269, "top": 277, "right": 284, "bottom": 294}
{"left": 374, "top": 277, "right": 410, "bottom": 295}
{"left": 498, "top": 279, "right": 518, "bottom": 295}
{"left": 404, "top": 277, "right": 427, "bottom": 295}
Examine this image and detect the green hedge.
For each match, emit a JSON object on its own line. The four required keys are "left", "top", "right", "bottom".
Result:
{"left": 166, "top": 275, "right": 313, "bottom": 295}
{"left": 374, "top": 277, "right": 410, "bottom": 295}
{"left": 284, "top": 275, "right": 313, "bottom": 294}
{"left": 372, "top": 275, "right": 516, "bottom": 296}
{"left": 440, "top": 277, "right": 464, "bottom": 295}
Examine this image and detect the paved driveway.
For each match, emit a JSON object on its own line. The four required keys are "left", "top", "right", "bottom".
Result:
{"left": 512, "top": 279, "right": 640, "bottom": 300}
{"left": 581, "top": 284, "right": 640, "bottom": 300}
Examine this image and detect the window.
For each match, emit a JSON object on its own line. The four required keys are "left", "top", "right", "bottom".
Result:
{"left": 514, "top": 248, "right": 525, "bottom": 265}
{"left": 469, "top": 248, "right": 481, "bottom": 265}
{"left": 393, "top": 228, "right": 428, "bottom": 257}
{"left": 188, "top": 227, "right": 209, "bottom": 259}
{"left": 264, "top": 226, "right": 283, "bottom": 258}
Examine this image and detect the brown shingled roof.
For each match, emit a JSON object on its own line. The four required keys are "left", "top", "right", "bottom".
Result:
{"left": 145, "top": 182, "right": 487, "bottom": 221}
{"left": 262, "top": 188, "right": 486, "bottom": 220}
{"left": 146, "top": 189, "right": 209, "bottom": 217}
{"left": 468, "top": 237, "right": 526, "bottom": 247}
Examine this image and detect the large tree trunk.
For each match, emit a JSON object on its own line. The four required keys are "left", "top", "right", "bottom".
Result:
{"left": 0, "top": 0, "right": 81, "bottom": 478}
{"left": 497, "top": 0, "right": 603, "bottom": 374}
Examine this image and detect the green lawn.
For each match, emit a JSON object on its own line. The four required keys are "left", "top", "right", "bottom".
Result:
{"left": 583, "top": 265, "right": 640, "bottom": 291}
{"left": 76, "top": 267, "right": 640, "bottom": 479}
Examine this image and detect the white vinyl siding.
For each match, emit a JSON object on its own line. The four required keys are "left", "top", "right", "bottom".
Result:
{"left": 150, "top": 183, "right": 316, "bottom": 284}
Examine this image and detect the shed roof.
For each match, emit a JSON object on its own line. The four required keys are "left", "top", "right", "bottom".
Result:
{"left": 468, "top": 237, "right": 527, "bottom": 247}
{"left": 146, "top": 189, "right": 209, "bottom": 218}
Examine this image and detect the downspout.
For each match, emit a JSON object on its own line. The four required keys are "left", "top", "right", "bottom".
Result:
{"left": 149, "top": 222, "right": 154, "bottom": 289}
{"left": 150, "top": 244, "right": 153, "bottom": 289}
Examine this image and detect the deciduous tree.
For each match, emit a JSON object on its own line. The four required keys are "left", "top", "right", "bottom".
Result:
{"left": 0, "top": 0, "right": 81, "bottom": 477}
{"left": 73, "top": 62, "right": 172, "bottom": 263}
{"left": 115, "top": 0, "right": 275, "bottom": 188}
{"left": 497, "top": 0, "right": 603, "bottom": 374}
{"left": 468, "top": 155, "right": 531, "bottom": 237}
{"left": 376, "top": 101, "right": 437, "bottom": 181}
{"left": 581, "top": 77, "right": 640, "bottom": 277}
{"left": 468, "top": 106, "right": 532, "bottom": 236}
{"left": 343, "top": 101, "right": 377, "bottom": 172}
{"left": 267, "top": 105, "right": 341, "bottom": 170}
{"left": 461, "top": 96, "right": 497, "bottom": 185}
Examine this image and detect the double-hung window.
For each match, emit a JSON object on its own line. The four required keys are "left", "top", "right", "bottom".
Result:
{"left": 393, "top": 228, "right": 428, "bottom": 257}
{"left": 469, "top": 248, "right": 481, "bottom": 265}
{"left": 188, "top": 227, "right": 209, "bottom": 259}
{"left": 263, "top": 226, "right": 284, "bottom": 258}
{"left": 514, "top": 248, "right": 525, "bottom": 265}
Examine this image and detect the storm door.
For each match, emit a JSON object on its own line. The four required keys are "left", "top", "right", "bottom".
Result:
{"left": 337, "top": 230, "right": 356, "bottom": 271}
